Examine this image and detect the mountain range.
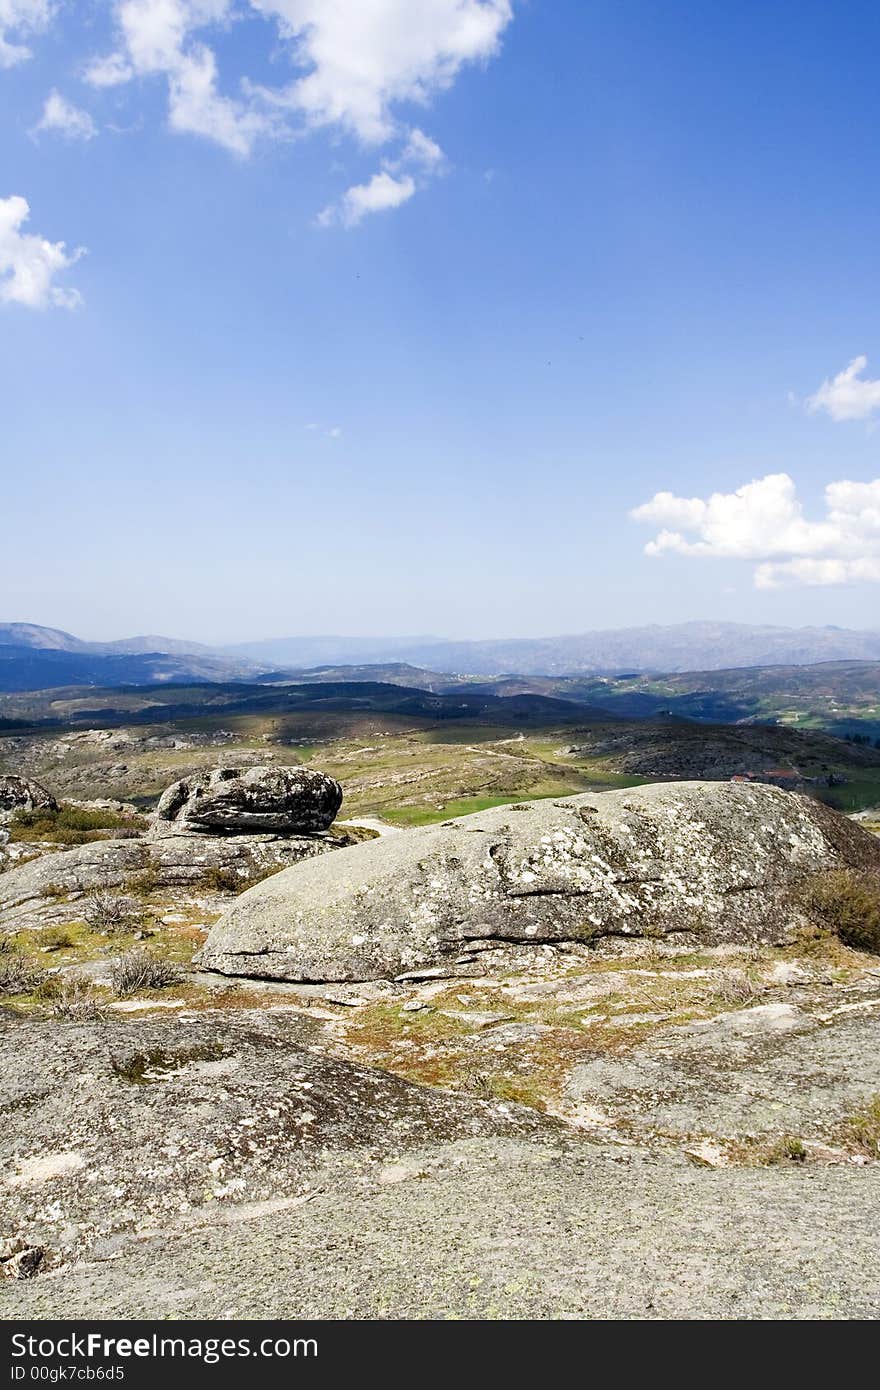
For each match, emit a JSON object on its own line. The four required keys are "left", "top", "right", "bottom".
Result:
{"left": 227, "top": 622, "right": 880, "bottom": 676}
{"left": 3, "top": 620, "right": 880, "bottom": 693}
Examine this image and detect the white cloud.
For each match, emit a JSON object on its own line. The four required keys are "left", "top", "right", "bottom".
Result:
{"left": 0, "top": 0, "right": 52, "bottom": 68}
{"left": 631, "top": 473, "right": 880, "bottom": 588}
{"left": 250, "top": 0, "right": 512, "bottom": 143}
{"left": 806, "top": 355, "right": 880, "bottom": 422}
{"left": 83, "top": 2, "right": 507, "bottom": 219}
{"left": 33, "top": 90, "right": 98, "bottom": 141}
{"left": 87, "top": 1, "right": 277, "bottom": 157}
{"left": 83, "top": 51, "right": 134, "bottom": 87}
{"left": 165, "top": 40, "right": 276, "bottom": 153}
{"left": 319, "top": 124, "right": 446, "bottom": 227}
{"left": 83, "top": 51, "right": 134, "bottom": 88}
{"left": 319, "top": 169, "right": 415, "bottom": 227}
{"left": 304, "top": 420, "right": 342, "bottom": 437}
{"left": 391, "top": 126, "right": 445, "bottom": 172}
{"left": 0, "top": 195, "right": 85, "bottom": 309}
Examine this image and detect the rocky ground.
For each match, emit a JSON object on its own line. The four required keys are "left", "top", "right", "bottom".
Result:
{"left": 2, "top": 951, "right": 879, "bottom": 1319}
{"left": 1, "top": 764, "right": 879, "bottom": 1319}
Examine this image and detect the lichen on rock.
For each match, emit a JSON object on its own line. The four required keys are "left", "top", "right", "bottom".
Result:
{"left": 154, "top": 766, "right": 343, "bottom": 836}
{"left": 199, "top": 781, "right": 880, "bottom": 983}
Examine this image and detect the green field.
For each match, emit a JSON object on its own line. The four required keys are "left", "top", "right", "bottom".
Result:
{"left": 2, "top": 678, "right": 880, "bottom": 823}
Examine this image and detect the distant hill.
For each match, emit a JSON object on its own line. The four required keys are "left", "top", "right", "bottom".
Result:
{"left": 228, "top": 622, "right": 880, "bottom": 676}
{"left": 227, "top": 635, "right": 441, "bottom": 668}
{"left": 0, "top": 624, "right": 263, "bottom": 691}
{"left": 0, "top": 677, "right": 607, "bottom": 728}
{"left": 268, "top": 662, "right": 470, "bottom": 691}
{"left": 263, "top": 657, "right": 880, "bottom": 744}
{"left": 0, "top": 623, "right": 217, "bottom": 658}
{"left": 5, "top": 620, "right": 880, "bottom": 694}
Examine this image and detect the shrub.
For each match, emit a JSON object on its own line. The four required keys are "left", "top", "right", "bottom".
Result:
{"left": 841, "top": 1095, "right": 880, "bottom": 1157}
{"left": 126, "top": 864, "right": 160, "bottom": 897}
{"left": 196, "top": 863, "right": 286, "bottom": 894}
{"left": 805, "top": 869, "right": 880, "bottom": 954}
{"left": 40, "top": 882, "right": 70, "bottom": 900}
{"left": 766, "top": 1135, "right": 807, "bottom": 1164}
{"left": 83, "top": 889, "right": 138, "bottom": 933}
{"left": 40, "top": 927, "right": 76, "bottom": 952}
{"left": 52, "top": 978, "right": 106, "bottom": 1021}
{"left": 198, "top": 865, "right": 243, "bottom": 894}
{"left": 32, "top": 974, "right": 62, "bottom": 1001}
{"left": 713, "top": 969, "right": 758, "bottom": 1006}
{"left": 110, "top": 949, "right": 181, "bottom": 996}
{"left": 0, "top": 944, "right": 46, "bottom": 996}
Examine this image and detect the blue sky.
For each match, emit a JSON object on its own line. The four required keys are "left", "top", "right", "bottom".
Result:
{"left": 1, "top": 1, "right": 880, "bottom": 643}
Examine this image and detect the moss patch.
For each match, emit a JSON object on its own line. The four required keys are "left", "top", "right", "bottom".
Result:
{"left": 111, "top": 1042, "right": 227, "bottom": 1085}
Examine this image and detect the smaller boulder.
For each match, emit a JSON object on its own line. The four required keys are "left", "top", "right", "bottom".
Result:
{"left": 154, "top": 766, "right": 343, "bottom": 835}
{"left": 0, "top": 776, "right": 57, "bottom": 821}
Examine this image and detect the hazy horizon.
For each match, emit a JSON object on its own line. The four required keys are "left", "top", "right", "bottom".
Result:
{"left": 5, "top": 615, "right": 880, "bottom": 652}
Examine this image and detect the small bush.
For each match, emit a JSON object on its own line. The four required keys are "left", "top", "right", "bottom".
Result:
{"left": 805, "top": 869, "right": 880, "bottom": 954}
{"left": 198, "top": 865, "right": 243, "bottom": 894}
{"left": 40, "top": 927, "right": 76, "bottom": 952}
{"left": 713, "top": 969, "right": 758, "bottom": 1006}
{"left": 40, "top": 882, "right": 70, "bottom": 900}
{"left": 841, "top": 1095, "right": 880, "bottom": 1157}
{"left": 83, "top": 889, "right": 138, "bottom": 933}
{"left": 9, "top": 805, "right": 148, "bottom": 846}
{"left": 52, "top": 978, "right": 106, "bottom": 1021}
{"left": 126, "top": 865, "right": 160, "bottom": 898}
{"left": 32, "top": 974, "right": 62, "bottom": 1001}
{"left": 0, "top": 945, "right": 46, "bottom": 996}
{"left": 766, "top": 1135, "right": 808, "bottom": 1165}
{"left": 110, "top": 949, "right": 181, "bottom": 996}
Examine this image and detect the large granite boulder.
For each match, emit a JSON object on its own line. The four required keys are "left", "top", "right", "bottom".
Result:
{"left": 199, "top": 782, "right": 880, "bottom": 982}
{"left": 0, "top": 776, "right": 57, "bottom": 821}
{"left": 154, "top": 766, "right": 343, "bottom": 835}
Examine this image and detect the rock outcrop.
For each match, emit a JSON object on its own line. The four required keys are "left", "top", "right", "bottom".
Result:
{"left": 0, "top": 776, "right": 57, "bottom": 821}
{"left": 0, "top": 1009, "right": 551, "bottom": 1266}
{"left": 154, "top": 766, "right": 343, "bottom": 835}
{"left": 0, "top": 832, "right": 350, "bottom": 931}
{"left": 199, "top": 782, "right": 880, "bottom": 982}
{"left": 0, "top": 765, "right": 351, "bottom": 930}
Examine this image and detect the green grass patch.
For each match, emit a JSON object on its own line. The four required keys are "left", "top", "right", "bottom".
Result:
{"left": 813, "top": 771, "right": 880, "bottom": 815}
{"left": 383, "top": 790, "right": 566, "bottom": 826}
{"left": 9, "top": 803, "right": 147, "bottom": 845}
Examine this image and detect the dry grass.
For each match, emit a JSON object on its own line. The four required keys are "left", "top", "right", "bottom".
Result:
{"left": 804, "top": 869, "right": 880, "bottom": 954}
{"left": 110, "top": 949, "right": 182, "bottom": 996}
{"left": 0, "top": 941, "right": 46, "bottom": 996}
{"left": 83, "top": 889, "right": 141, "bottom": 933}
{"left": 52, "top": 977, "right": 107, "bottom": 1021}
{"left": 765, "top": 1135, "right": 808, "bottom": 1164}
{"left": 711, "top": 968, "right": 759, "bottom": 1007}
{"left": 839, "top": 1095, "right": 880, "bottom": 1158}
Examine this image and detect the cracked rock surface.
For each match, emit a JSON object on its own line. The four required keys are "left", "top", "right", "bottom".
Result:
{"left": 154, "top": 766, "right": 343, "bottom": 835}
{"left": 0, "top": 832, "right": 348, "bottom": 932}
{"left": 199, "top": 782, "right": 880, "bottom": 981}
{"left": 0, "top": 1008, "right": 551, "bottom": 1265}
